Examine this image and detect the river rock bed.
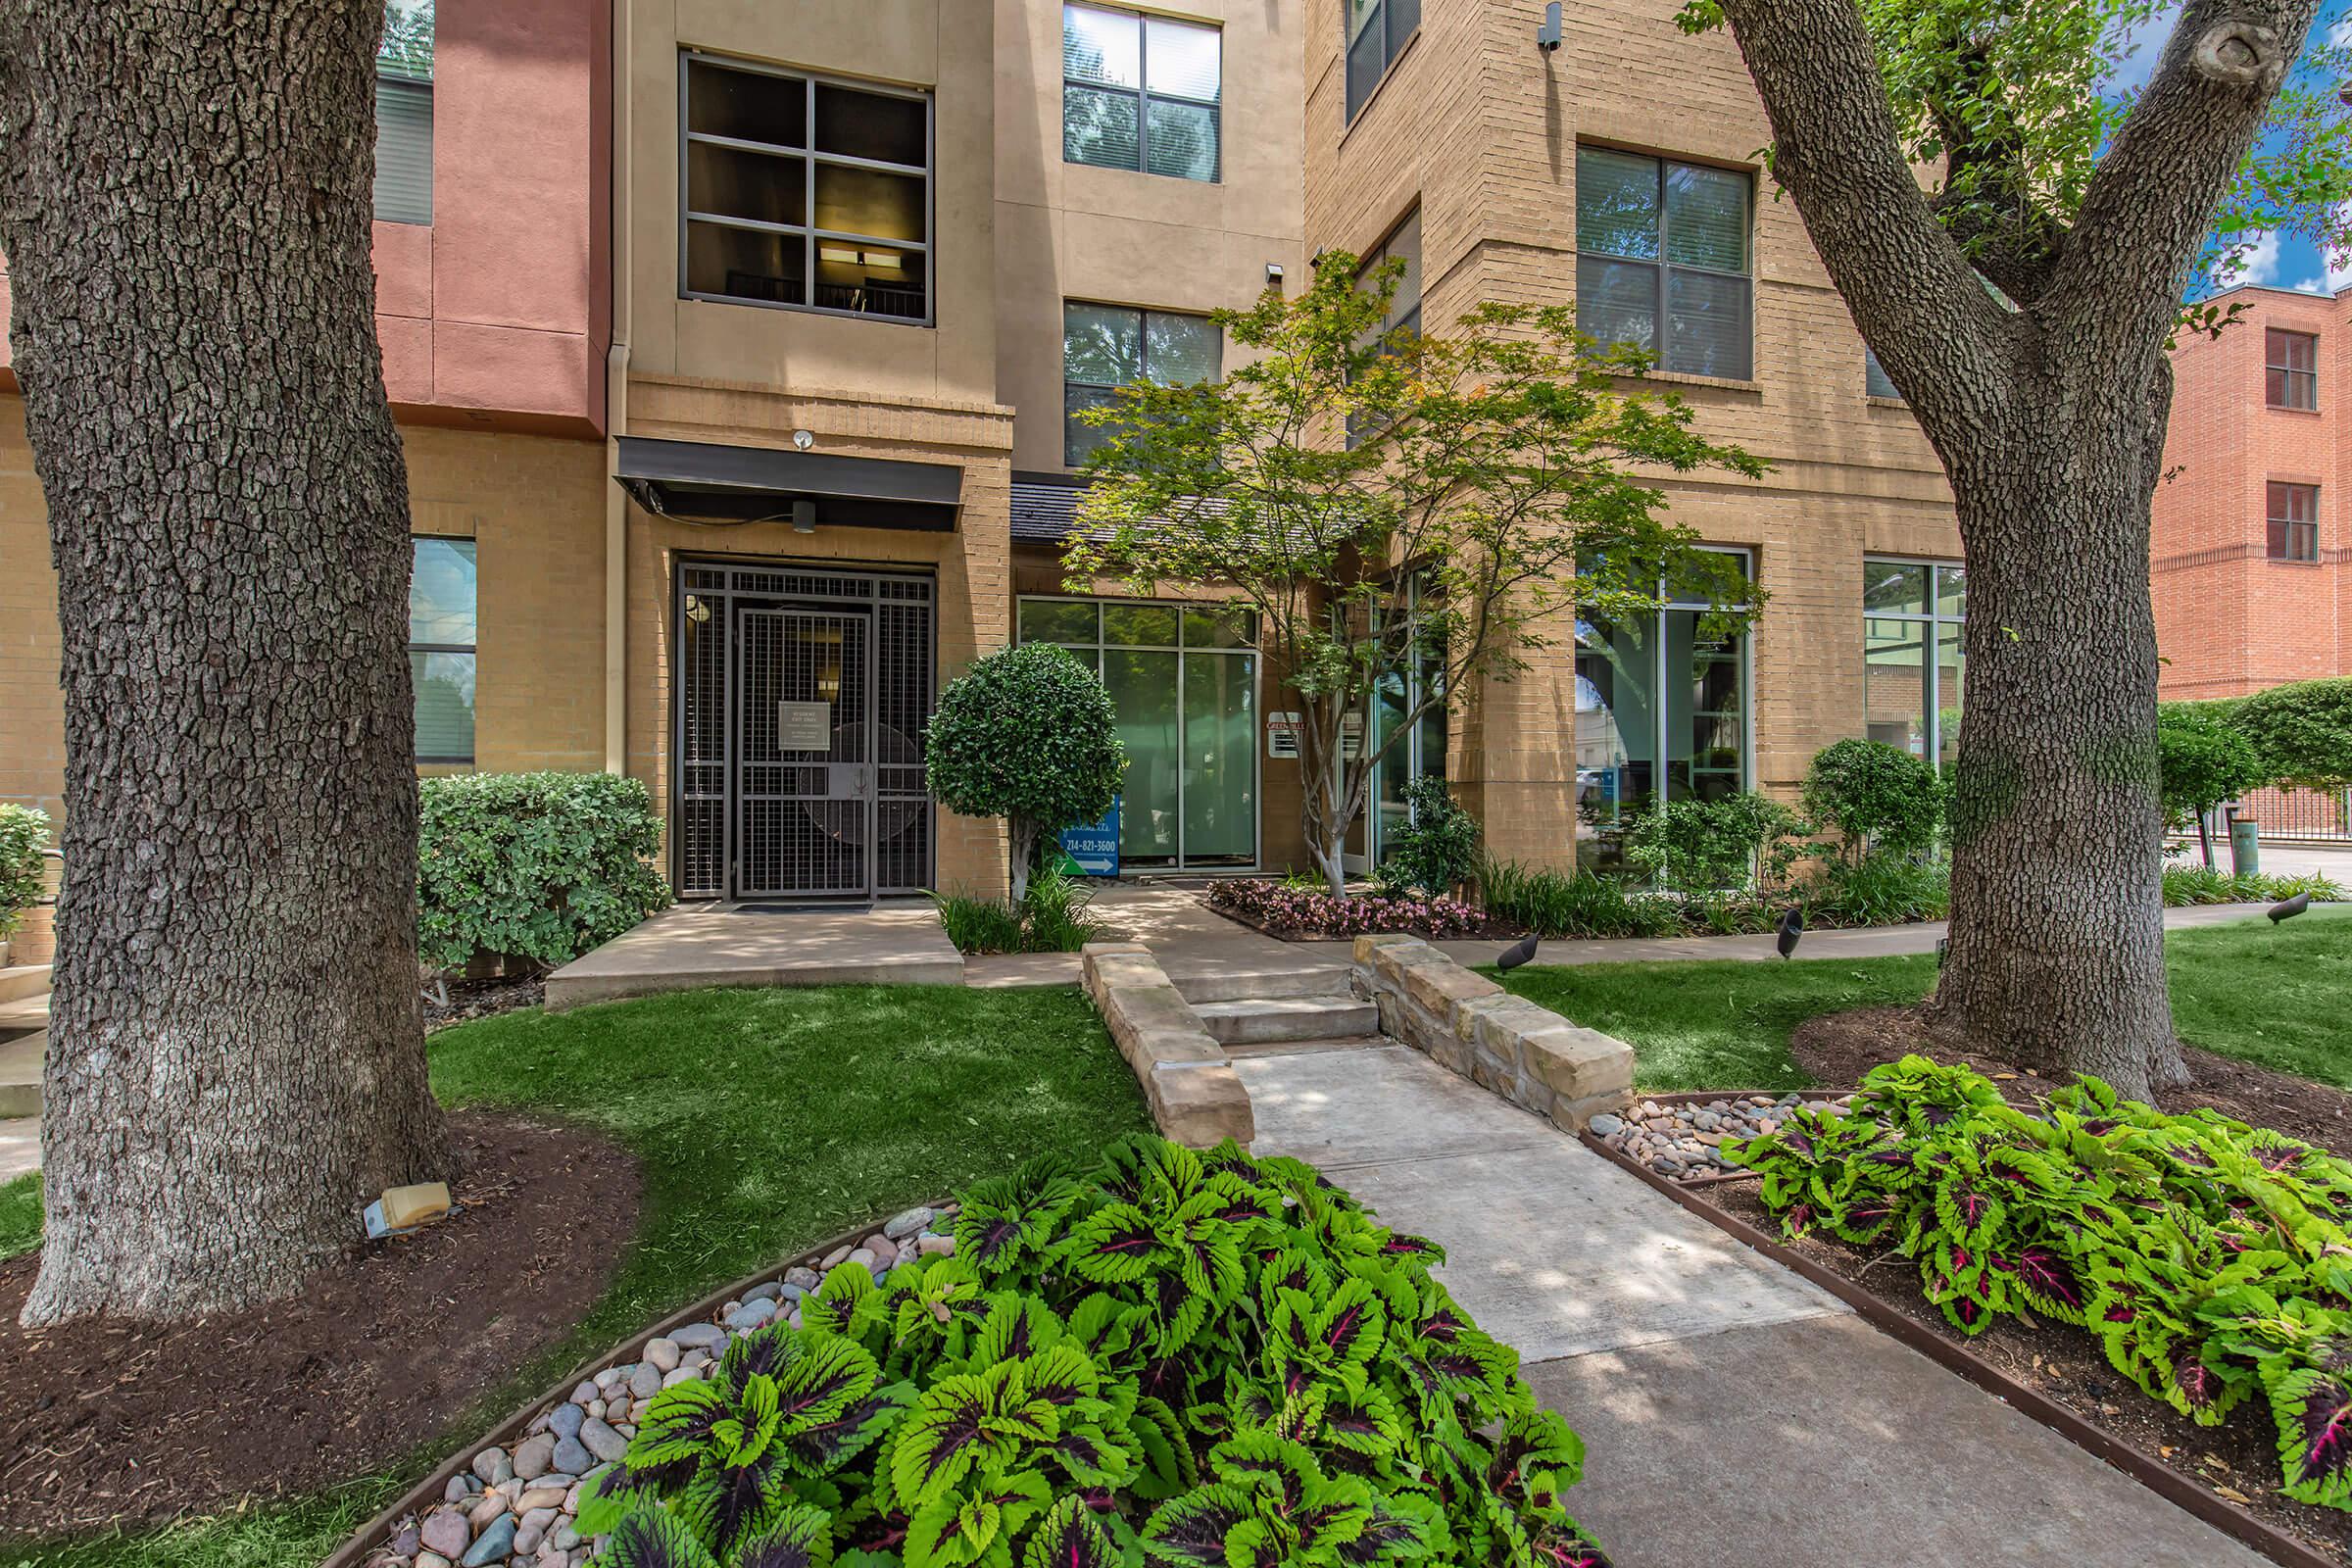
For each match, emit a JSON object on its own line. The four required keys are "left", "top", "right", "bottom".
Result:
{"left": 360, "top": 1203, "right": 956, "bottom": 1568}
{"left": 1589, "top": 1095, "right": 1851, "bottom": 1180}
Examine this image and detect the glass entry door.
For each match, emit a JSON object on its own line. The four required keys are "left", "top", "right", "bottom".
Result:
{"left": 1018, "top": 598, "right": 1257, "bottom": 869}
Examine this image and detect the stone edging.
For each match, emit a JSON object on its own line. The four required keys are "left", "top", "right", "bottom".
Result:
{"left": 320, "top": 1207, "right": 944, "bottom": 1568}
{"left": 1349, "top": 933, "right": 1633, "bottom": 1131}
{"left": 1079, "top": 942, "right": 1254, "bottom": 1149}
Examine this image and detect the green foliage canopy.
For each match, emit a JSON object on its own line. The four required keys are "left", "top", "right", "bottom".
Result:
{"left": 416, "top": 770, "right": 670, "bottom": 971}
{"left": 2230, "top": 676, "right": 2352, "bottom": 789}
{"left": 0, "top": 804, "right": 50, "bottom": 940}
{"left": 1065, "top": 257, "right": 1766, "bottom": 891}
{"left": 1801, "top": 738, "right": 1947, "bottom": 861}
{"left": 2155, "top": 704, "right": 2271, "bottom": 822}
{"left": 581, "top": 1135, "right": 1611, "bottom": 1568}
{"left": 1376, "top": 777, "right": 1482, "bottom": 897}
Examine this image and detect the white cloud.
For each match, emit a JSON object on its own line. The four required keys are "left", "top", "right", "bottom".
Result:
{"left": 2242, "top": 229, "right": 2284, "bottom": 284}
{"left": 2328, "top": 201, "right": 2352, "bottom": 293}
{"left": 2293, "top": 275, "right": 2328, "bottom": 294}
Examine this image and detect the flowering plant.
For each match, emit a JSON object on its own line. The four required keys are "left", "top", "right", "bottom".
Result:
{"left": 1206, "top": 878, "right": 1488, "bottom": 939}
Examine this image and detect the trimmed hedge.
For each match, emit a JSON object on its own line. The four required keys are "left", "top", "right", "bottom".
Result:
{"left": 417, "top": 771, "right": 670, "bottom": 972}
{"left": 2230, "top": 677, "right": 2352, "bottom": 789}
{"left": 0, "top": 805, "right": 49, "bottom": 940}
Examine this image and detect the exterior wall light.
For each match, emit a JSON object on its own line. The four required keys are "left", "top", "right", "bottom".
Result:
{"left": 1538, "top": 2, "right": 1563, "bottom": 51}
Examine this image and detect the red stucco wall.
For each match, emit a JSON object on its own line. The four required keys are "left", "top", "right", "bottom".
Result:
{"left": 1, "top": 0, "right": 610, "bottom": 438}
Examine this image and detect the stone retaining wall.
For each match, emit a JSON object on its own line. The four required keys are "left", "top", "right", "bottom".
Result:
{"left": 1079, "top": 942, "right": 1254, "bottom": 1149}
{"left": 1350, "top": 934, "right": 1634, "bottom": 1132}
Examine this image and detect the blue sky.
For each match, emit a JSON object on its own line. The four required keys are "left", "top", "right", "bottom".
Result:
{"left": 2109, "top": 4, "right": 2352, "bottom": 295}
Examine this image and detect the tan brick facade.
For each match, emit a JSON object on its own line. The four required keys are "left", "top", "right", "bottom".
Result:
{"left": 1303, "top": 0, "right": 1961, "bottom": 871}
{"left": 2153, "top": 285, "right": 2352, "bottom": 701}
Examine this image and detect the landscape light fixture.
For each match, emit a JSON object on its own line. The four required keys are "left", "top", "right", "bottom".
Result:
{"left": 1496, "top": 930, "right": 1541, "bottom": 970}
{"left": 1776, "top": 905, "right": 1804, "bottom": 959}
{"left": 1538, "top": 2, "right": 1563, "bottom": 52}
{"left": 2270, "top": 891, "right": 2312, "bottom": 923}
{"left": 792, "top": 500, "right": 817, "bottom": 535}
{"left": 1266, "top": 261, "right": 1285, "bottom": 287}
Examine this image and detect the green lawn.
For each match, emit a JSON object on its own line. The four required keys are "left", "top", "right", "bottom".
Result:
{"left": 0, "top": 983, "right": 1149, "bottom": 1568}
{"left": 0, "top": 1174, "right": 36, "bottom": 1263}
{"left": 1497, "top": 906, "right": 2352, "bottom": 1093}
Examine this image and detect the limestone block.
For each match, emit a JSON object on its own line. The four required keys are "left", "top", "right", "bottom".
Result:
{"left": 1521, "top": 1023, "right": 1635, "bottom": 1107}
{"left": 1150, "top": 1060, "right": 1255, "bottom": 1148}
{"left": 1400, "top": 956, "right": 1502, "bottom": 1019}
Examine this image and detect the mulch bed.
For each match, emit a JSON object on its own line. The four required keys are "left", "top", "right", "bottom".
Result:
{"left": 1660, "top": 1004, "right": 2352, "bottom": 1566}
{"left": 0, "top": 1111, "right": 640, "bottom": 1537}
{"left": 423, "top": 973, "right": 547, "bottom": 1034}
{"left": 1791, "top": 1004, "right": 2352, "bottom": 1157}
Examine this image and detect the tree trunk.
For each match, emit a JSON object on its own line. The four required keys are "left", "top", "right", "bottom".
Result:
{"left": 0, "top": 0, "right": 450, "bottom": 1324}
{"left": 1009, "top": 818, "right": 1040, "bottom": 904}
{"left": 1929, "top": 365, "right": 2182, "bottom": 1099}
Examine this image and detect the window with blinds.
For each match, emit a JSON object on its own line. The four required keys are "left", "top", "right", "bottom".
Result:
{"left": 1347, "top": 0, "right": 1419, "bottom": 122}
{"left": 2268, "top": 481, "right": 2320, "bottom": 563}
{"left": 2267, "top": 328, "right": 2318, "bottom": 411}
{"left": 373, "top": 0, "right": 434, "bottom": 224}
{"left": 410, "top": 537, "right": 476, "bottom": 762}
{"left": 1348, "top": 209, "right": 1420, "bottom": 447}
{"left": 1064, "top": 303, "right": 1222, "bottom": 465}
{"left": 1864, "top": 347, "right": 1901, "bottom": 400}
{"left": 1575, "top": 147, "right": 1753, "bottom": 380}
{"left": 1062, "top": 4, "right": 1221, "bottom": 182}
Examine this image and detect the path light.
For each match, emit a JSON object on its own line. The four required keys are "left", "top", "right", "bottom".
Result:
{"left": 1777, "top": 905, "right": 1804, "bottom": 959}
{"left": 1496, "top": 930, "right": 1541, "bottom": 971}
{"left": 2270, "top": 891, "right": 2312, "bottom": 924}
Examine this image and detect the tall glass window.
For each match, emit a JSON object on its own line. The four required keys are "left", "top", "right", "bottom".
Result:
{"left": 410, "top": 537, "right": 476, "bottom": 763}
{"left": 1365, "top": 580, "right": 1446, "bottom": 868}
{"left": 1062, "top": 5, "right": 1221, "bottom": 181}
{"left": 1347, "top": 208, "right": 1422, "bottom": 450}
{"left": 1346, "top": 0, "right": 1419, "bottom": 122}
{"left": 1017, "top": 598, "right": 1257, "bottom": 867}
{"left": 1862, "top": 558, "right": 1965, "bottom": 766}
{"left": 1573, "top": 551, "right": 1752, "bottom": 868}
{"left": 374, "top": 0, "right": 434, "bottom": 224}
{"left": 1575, "top": 147, "right": 1753, "bottom": 380}
{"left": 1063, "top": 303, "right": 1221, "bottom": 465}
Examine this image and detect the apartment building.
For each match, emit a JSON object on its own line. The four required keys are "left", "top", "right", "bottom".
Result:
{"left": 2153, "top": 284, "right": 2352, "bottom": 702}
{"left": 0, "top": 0, "right": 1969, "bottom": 904}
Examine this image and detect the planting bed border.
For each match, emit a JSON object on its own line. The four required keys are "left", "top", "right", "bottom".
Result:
{"left": 1579, "top": 1109, "right": 2335, "bottom": 1568}
{"left": 318, "top": 1210, "right": 924, "bottom": 1568}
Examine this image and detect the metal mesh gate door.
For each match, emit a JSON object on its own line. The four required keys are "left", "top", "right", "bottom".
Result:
{"left": 737, "top": 609, "right": 871, "bottom": 899}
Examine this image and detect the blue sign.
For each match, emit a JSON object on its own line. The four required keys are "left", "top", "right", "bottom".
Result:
{"left": 1059, "top": 800, "right": 1120, "bottom": 878}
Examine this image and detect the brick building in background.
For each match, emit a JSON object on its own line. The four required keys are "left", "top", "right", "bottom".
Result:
{"left": 0, "top": 0, "right": 1976, "bottom": 902}
{"left": 2154, "top": 284, "right": 2352, "bottom": 701}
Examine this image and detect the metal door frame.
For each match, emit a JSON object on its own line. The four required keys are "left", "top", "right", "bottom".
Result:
{"left": 733, "top": 604, "right": 876, "bottom": 901}
{"left": 670, "top": 559, "right": 936, "bottom": 902}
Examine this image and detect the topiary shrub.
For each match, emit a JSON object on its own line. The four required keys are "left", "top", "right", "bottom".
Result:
{"left": 417, "top": 771, "right": 670, "bottom": 973}
{"left": 1800, "top": 738, "right": 1946, "bottom": 861}
{"left": 927, "top": 643, "right": 1126, "bottom": 902}
{"left": 2229, "top": 676, "right": 2352, "bottom": 790}
{"left": 1622, "top": 791, "right": 1801, "bottom": 899}
{"left": 2155, "top": 704, "right": 2271, "bottom": 864}
{"left": 579, "top": 1135, "right": 1610, "bottom": 1568}
{"left": 0, "top": 805, "right": 51, "bottom": 940}
{"left": 1376, "top": 776, "right": 1482, "bottom": 897}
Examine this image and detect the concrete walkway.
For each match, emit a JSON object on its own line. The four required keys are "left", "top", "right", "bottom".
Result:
{"left": 0, "top": 1117, "right": 33, "bottom": 1182}
{"left": 544, "top": 900, "right": 964, "bottom": 1008}
{"left": 1236, "top": 1042, "right": 2267, "bottom": 1567}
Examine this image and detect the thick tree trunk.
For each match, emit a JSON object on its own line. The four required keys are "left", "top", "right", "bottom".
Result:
{"left": 1929, "top": 366, "right": 2182, "bottom": 1099}
{"left": 0, "top": 0, "right": 450, "bottom": 1324}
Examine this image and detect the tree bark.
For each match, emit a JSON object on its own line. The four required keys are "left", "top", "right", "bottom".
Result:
{"left": 0, "top": 0, "right": 450, "bottom": 1323}
{"left": 1709, "top": 0, "right": 2320, "bottom": 1100}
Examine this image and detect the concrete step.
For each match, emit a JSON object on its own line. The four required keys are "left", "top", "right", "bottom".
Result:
{"left": 0, "top": 994, "right": 47, "bottom": 1038}
{"left": 0, "top": 1030, "right": 41, "bottom": 1119}
{"left": 1166, "top": 963, "right": 1353, "bottom": 1005}
{"left": 1222, "top": 1033, "right": 1389, "bottom": 1060}
{"left": 0, "top": 963, "right": 50, "bottom": 1005}
{"left": 1195, "top": 994, "right": 1380, "bottom": 1046}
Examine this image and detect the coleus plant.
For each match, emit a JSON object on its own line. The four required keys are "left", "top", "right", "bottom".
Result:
{"left": 578, "top": 1135, "right": 1611, "bottom": 1566}
{"left": 1731, "top": 1055, "right": 2352, "bottom": 1511}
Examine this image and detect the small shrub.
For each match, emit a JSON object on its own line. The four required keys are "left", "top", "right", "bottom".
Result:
{"left": 1474, "top": 858, "right": 1681, "bottom": 939}
{"left": 2156, "top": 705, "right": 2269, "bottom": 855}
{"left": 0, "top": 805, "right": 50, "bottom": 940}
{"left": 416, "top": 771, "right": 670, "bottom": 972}
{"left": 1206, "top": 877, "right": 1487, "bottom": 939}
{"left": 1801, "top": 738, "right": 1945, "bottom": 861}
{"left": 931, "top": 864, "right": 1106, "bottom": 955}
{"left": 927, "top": 644, "right": 1126, "bottom": 901}
{"left": 581, "top": 1136, "right": 1609, "bottom": 1568}
{"left": 1734, "top": 1056, "right": 2352, "bottom": 1512}
{"left": 2230, "top": 676, "right": 2352, "bottom": 789}
{"left": 1622, "top": 791, "right": 1801, "bottom": 897}
{"left": 2161, "top": 865, "right": 2348, "bottom": 907}
{"left": 1805, "top": 852, "right": 1950, "bottom": 927}
{"left": 1376, "top": 777, "right": 1482, "bottom": 896}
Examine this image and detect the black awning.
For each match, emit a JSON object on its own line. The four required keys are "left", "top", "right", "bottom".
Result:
{"left": 614, "top": 436, "right": 962, "bottom": 532}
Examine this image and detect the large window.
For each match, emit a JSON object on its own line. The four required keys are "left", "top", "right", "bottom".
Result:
{"left": 2267, "top": 328, "right": 2319, "bottom": 411}
{"left": 680, "top": 53, "right": 932, "bottom": 322}
{"left": 1347, "top": 209, "right": 1421, "bottom": 448}
{"left": 374, "top": 0, "right": 434, "bottom": 224}
{"left": 1862, "top": 559, "right": 1965, "bottom": 767}
{"left": 410, "top": 537, "right": 477, "bottom": 763}
{"left": 1864, "top": 346, "right": 1900, "bottom": 401}
{"left": 1017, "top": 599, "right": 1258, "bottom": 867}
{"left": 1573, "top": 551, "right": 1753, "bottom": 868}
{"left": 1062, "top": 5, "right": 1220, "bottom": 182}
{"left": 1346, "top": 0, "right": 1419, "bottom": 122}
{"left": 2269, "top": 481, "right": 2320, "bottom": 562}
{"left": 1063, "top": 303, "right": 1221, "bottom": 465}
{"left": 1575, "top": 147, "right": 1753, "bottom": 380}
